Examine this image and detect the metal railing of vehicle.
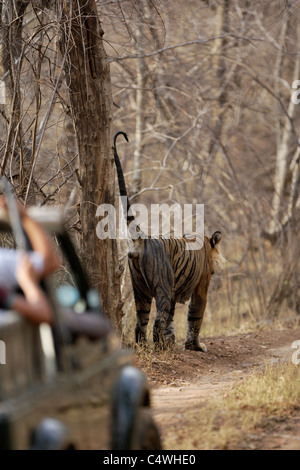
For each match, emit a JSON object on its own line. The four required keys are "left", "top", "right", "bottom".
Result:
{"left": 0, "top": 178, "right": 29, "bottom": 250}
{"left": 0, "top": 178, "right": 49, "bottom": 398}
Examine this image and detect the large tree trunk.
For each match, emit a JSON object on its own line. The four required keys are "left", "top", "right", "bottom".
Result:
{"left": 268, "top": 16, "right": 300, "bottom": 235}
{"left": 130, "top": 19, "right": 147, "bottom": 199}
{"left": 200, "top": 0, "right": 230, "bottom": 195}
{"left": 58, "top": 0, "right": 123, "bottom": 331}
{"left": 129, "top": 2, "right": 151, "bottom": 199}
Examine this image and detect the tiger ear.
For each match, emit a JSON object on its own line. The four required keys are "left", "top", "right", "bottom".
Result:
{"left": 210, "top": 231, "right": 222, "bottom": 248}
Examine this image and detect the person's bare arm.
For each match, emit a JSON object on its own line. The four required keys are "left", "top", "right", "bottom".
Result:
{"left": 12, "top": 293, "right": 53, "bottom": 325}
{"left": 21, "top": 212, "right": 62, "bottom": 277}
{"left": 0, "top": 195, "right": 62, "bottom": 277}
{"left": 12, "top": 256, "right": 53, "bottom": 325}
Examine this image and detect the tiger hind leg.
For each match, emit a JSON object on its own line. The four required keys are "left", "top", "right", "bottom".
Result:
{"left": 129, "top": 259, "right": 152, "bottom": 345}
{"left": 185, "top": 293, "right": 207, "bottom": 352}
{"left": 153, "top": 294, "right": 173, "bottom": 351}
{"left": 163, "top": 301, "right": 176, "bottom": 348}
{"left": 135, "top": 298, "right": 152, "bottom": 345}
{"left": 136, "top": 244, "right": 174, "bottom": 350}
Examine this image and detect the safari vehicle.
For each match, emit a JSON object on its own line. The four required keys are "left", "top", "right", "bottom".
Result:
{"left": 0, "top": 178, "right": 161, "bottom": 450}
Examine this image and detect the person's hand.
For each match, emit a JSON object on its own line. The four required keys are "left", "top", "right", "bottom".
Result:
{"left": 16, "top": 199, "right": 27, "bottom": 217}
{"left": 0, "top": 194, "right": 27, "bottom": 217}
{"left": 0, "top": 194, "right": 7, "bottom": 211}
{"left": 15, "top": 255, "right": 37, "bottom": 286}
{"left": 13, "top": 254, "right": 53, "bottom": 325}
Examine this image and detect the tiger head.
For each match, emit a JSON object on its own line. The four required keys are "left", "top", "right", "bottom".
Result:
{"left": 210, "top": 231, "right": 225, "bottom": 274}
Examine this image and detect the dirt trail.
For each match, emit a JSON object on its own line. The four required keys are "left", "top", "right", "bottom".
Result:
{"left": 138, "top": 327, "right": 300, "bottom": 450}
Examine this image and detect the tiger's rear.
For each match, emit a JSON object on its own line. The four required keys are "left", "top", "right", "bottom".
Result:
{"left": 128, "top": 232, "right": 223, "bottom": 350}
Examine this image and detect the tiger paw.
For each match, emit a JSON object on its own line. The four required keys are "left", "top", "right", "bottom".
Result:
{"left": 163, "top": 329, "right": 175, "bottom": 348}
{"left": 184, "top": 341, "right": 207, "bottom": 352}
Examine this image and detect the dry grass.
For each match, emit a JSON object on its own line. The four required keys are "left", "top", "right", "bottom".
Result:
{"left": 167, "top": 361, "right": 300, "bottom": 450}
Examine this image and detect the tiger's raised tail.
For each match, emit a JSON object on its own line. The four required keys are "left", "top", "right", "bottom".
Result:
{"left": 113, "top": 132, "right": 144, "bottom": 254}
{"left": 113, "top": 132, "right": 134, "bottom": 224}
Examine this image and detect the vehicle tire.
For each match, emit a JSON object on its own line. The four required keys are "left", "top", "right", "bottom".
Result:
{"left": 132, "top": 408, "right": 162, "bottom": 450}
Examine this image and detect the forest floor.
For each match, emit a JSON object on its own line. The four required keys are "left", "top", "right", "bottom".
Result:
{"left": 136, "top": 325, "right": 300, "bottom": 450}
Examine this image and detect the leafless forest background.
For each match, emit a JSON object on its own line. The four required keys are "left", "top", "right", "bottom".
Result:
{"left": 0, "top": 0, "right": 299, "bottom": 340}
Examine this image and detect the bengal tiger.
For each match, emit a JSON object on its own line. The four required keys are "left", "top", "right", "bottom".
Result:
{"left": 113, "top": 131, "right": 224, "bottom": 351}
